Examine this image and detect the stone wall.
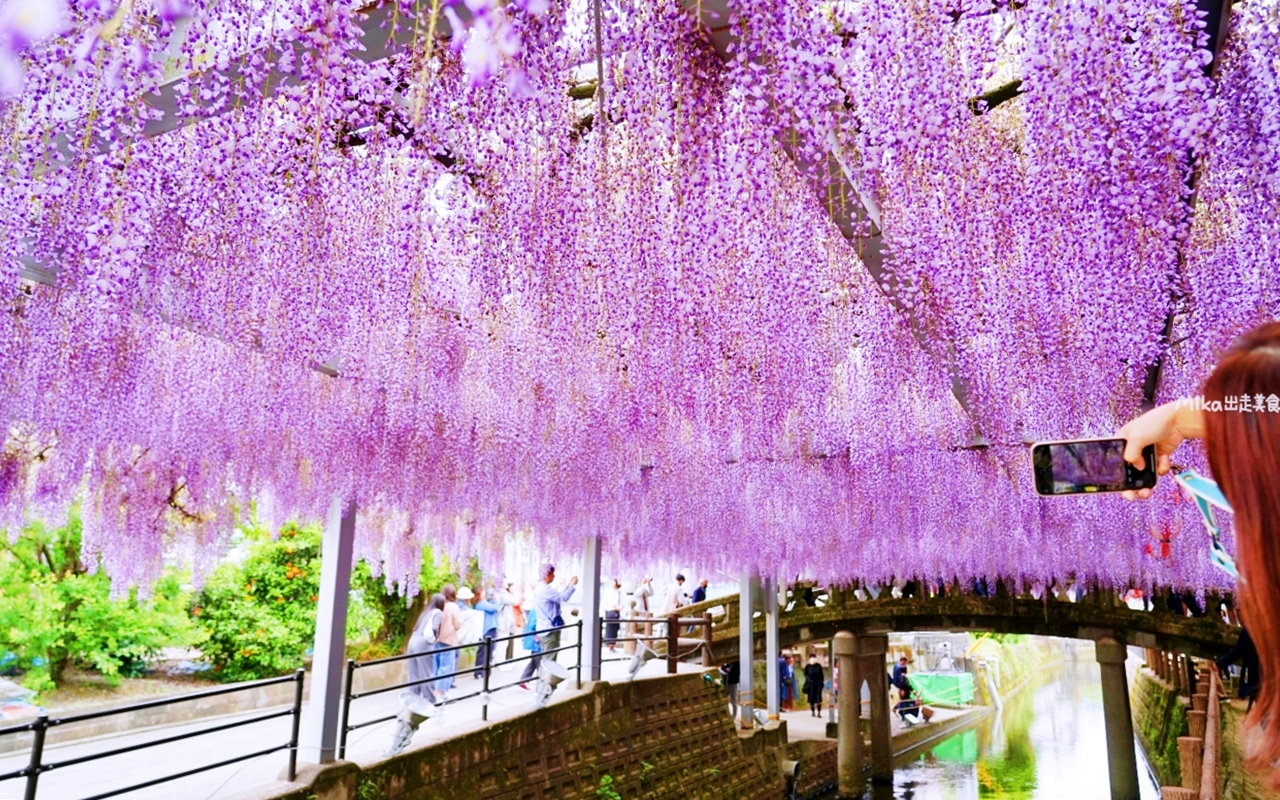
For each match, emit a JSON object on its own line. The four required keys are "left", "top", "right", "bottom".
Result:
{"left": 245, "top": 672, "right": 787, "bottom": 800}
{"left": 1130, "top": 667, "right": 1189, "bottom": 787}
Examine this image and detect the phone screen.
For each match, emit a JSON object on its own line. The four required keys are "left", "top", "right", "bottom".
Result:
{"left": 1031, "top": 439, "right": 1157, "bottom": 496}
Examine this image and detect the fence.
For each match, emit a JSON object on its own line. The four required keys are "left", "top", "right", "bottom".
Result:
{"left": 0, "top": 669, "right": 305, "bottom": 800}
{"left": 600, "top": 612, "right": 714, "bottom": 673}
{"left": 337, "top": 620, "right": 582, "bottom": 760}
{"left": 1157, "top": 657, "right": 1222, "bottom": 800}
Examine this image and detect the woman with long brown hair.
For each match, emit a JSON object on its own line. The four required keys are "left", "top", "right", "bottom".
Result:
{"left": 1119, "top": 321, "right": 1280, "bottom": 777}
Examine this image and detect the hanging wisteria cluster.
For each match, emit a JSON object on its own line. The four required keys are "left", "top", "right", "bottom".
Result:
{"left": 1, "top": 0, "right": 1276, "bottom": 596}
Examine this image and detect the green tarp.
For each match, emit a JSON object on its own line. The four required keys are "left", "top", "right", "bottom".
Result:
{"left": 908, "top": 671, "right": 975, "bottom": 705}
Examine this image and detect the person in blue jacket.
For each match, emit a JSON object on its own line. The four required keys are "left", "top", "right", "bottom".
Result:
{"left": 472, "top": 586, "right": 502, "bottom": 679}
{"left": 518, "top": 607, "right": 542, "bottom": 688}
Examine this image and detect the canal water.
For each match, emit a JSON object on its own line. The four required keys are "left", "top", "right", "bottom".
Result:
{"left": 830, "top": 660, "right": 1161, "bottom": 799}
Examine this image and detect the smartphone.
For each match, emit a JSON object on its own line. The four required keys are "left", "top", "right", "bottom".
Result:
{"left": 1031, "top": 438, "right": 1157, "bottom": 496}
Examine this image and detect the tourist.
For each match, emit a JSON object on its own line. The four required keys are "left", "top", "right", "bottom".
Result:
{"left": 604, "top": 579, "right": 623, "bottom": 651}
{"left": 632, "top": 576, "right": 654, "bottom": 648}
{"left": 433, "top": 583, "right": 465, "bottom": 697}
{"left": 803, "top": 654, "right": 825, "bottom": 717}
{"left": 533, "top": 563, "right": 578, "bottom": 665}
{"left": 720, "top": 659, "right": 741, "bottom": 718}
{"left": 780, "top": 653, "right": 796, "bottom": 711}
{"left": 394, "top": 592, "right": 444, "bottom": 755}
{"left": 472, "top": 586, "right": 501, "bottom": 679}
{"left": 895, "top": 687, "right": 917, "bottom": 723}
{"left": 634, "top": 576, "right": 654, "bottom": 614}
{"left": 691, "top": 578, "right": 708, "bottom": 605}
{"left": 519, "top": 605, "right": 542, "bottom": 689}
{"left": 1218, "top": 627, "right": 1261, "bottom": 710}
{"left": 663, "top": 573, "right": 687, "bottom": 615}
{"left": 1118, "top": 321, "right": 1280, "bottom": 773}
{"left": 496, "top": 580, "right": 522, "bottom": 662}
{"left": 892, "top": 656, "right": 910, "bottom": 692}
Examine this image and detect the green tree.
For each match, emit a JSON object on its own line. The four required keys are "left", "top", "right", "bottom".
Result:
{"left": 0, "top": 514, "right": 197, "bottom": 693}
{"left": 193, "top": 521, "right": 324, "bottom": 682}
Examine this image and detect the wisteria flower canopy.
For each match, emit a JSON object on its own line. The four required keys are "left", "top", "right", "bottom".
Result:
{"left": 0, "top": 0, "right": 1276, "bottom": 595}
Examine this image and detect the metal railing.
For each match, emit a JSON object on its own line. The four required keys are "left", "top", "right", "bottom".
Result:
{"left": 0, "top": 668, "right": 305, "bottom": 800}
{"left": 600, "top": 612, "right": 714, "bottom": 672}
{"left": 337, "top": 620, "right": 582, "bottom": 760}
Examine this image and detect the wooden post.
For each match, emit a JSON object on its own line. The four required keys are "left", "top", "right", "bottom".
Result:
{"left": 1187, "top": 710, "right": 1206, "bottom": 740}
{"left": 702, "top": 611, "right": 713, "bottom": 668}
{"left": 666, "top": 613, "right": 679, "bottom": 674}
{"left": 1177, "top": 736, "right": 1203, "bottom": 789}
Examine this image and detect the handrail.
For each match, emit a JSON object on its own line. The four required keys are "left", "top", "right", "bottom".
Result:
{"left": 350, "top": 622, "right": 577, "bottom": 669}
{"left": 337, "top": 620, "right": 584, "bottom": 759}
{"left": 0, "top": 668, "right": 306, "bottom": 800}
{"left": 1199, "top": 668, "right": 1220, "bottom": 800}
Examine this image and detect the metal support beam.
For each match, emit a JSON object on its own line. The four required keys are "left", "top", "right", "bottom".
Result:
{"left": 739, "top": 570, "right": 758, "bottom": 730}
{"left": 765, "top": 576, "right": 781, "bottom": 719}
{"left": 833, "top": 631, "right": 861, "bottom": 797}
{"left": 1097, "top": 635, "right": 1140, "bottom": 800}
{"left": 581, "top": 536, "right": 603, "bottom": 682}
{"left": 301, "top": 495, "right": 356, "bottom": 764}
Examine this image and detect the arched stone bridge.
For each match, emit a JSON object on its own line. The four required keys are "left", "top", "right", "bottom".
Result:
{"left": 671, "top": 585, "right": 1237, "bottom": 662}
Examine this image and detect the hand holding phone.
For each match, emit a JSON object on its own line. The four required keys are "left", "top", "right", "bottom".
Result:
{"left": 1032, "top": 438, "right": 1157, "bottom": 496}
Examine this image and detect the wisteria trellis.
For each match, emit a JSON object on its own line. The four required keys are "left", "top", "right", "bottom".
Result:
{"left": 0, "top": 0, "right": 1276, "bottom": 596}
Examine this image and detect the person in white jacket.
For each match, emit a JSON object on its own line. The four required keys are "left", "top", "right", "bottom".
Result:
{"left": 495, "top": 581, "right": 522, "bottom": 661}
{"left": 663, "top": 574, "right": 687, "bottom": 615}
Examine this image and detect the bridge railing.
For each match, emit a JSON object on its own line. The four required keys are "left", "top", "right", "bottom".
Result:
{"left": 337, "top": 620, "right": 583, "bottom": 760}
{"left": 599, "top": 614, "right": 714, "bottom": 672}
{"left": 1152, "top": 653, "right": 1222, "bottom": 800}
{"left": 0, "top": 669, "right": 306, "bottom": 800}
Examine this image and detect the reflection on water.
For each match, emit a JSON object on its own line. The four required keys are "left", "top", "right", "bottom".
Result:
{"left": 856, "top": 661, "right": 1159, "bottom": 800}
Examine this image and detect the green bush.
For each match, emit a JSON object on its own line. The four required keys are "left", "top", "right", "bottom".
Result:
{"left": 193, "top": 521, "right": 324, "bottom": 682}
{"left": 194, "top": 522, "right": 459, "bottom": 680}
{"left": 0, "top": 514, "right": 197, "bottom": 693}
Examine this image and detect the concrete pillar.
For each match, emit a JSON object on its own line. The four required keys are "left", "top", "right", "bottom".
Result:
{"left": 828, "top": 638, "right": 837, "bottom": 726}
{"left": 765, "top": 576, "right": 781, "bottom": 719}
{"left": 833, "top": 631, "right": 861, "bottom": 797}
{"left": 581, "top": 535, "right": 603, "bottom": 682}
{"left": 1097, "top": 635, "right": 1140, "bottom": 800}
{"left": 739, "top": 570, "right": 757, "bottom": 729}
{"left": 301, "top": 495, "right": 356, "bottom": 764}
{"left": 863, "top": 634, "right": 893, "bottom": 783}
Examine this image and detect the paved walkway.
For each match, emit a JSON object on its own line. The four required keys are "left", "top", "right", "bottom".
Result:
{"left": 0, "top": 653, "right": 701, "bottom": 800}
{"left": 781, "top": 703, "right": 975, "bottom": 742}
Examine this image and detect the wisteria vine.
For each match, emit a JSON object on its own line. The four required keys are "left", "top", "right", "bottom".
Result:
{"left": 0, "top": 0, "right": 1276, "bottom": 597}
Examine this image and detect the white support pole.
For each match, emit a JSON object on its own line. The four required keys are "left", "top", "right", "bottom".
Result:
{"left": 739, "top": 570, "right": 757, "bottom": 729}
{"left": 765, "top": 576, "right": 781, "bottom": 719}
{"left": 301, "top": 495, "right": 356, "bottom": 764}
{"left": 581, "top": 535, "right": 603, "bottom": 682}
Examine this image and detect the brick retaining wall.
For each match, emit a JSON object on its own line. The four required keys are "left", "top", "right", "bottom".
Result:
{"left": 237, "top": 671, "right": 787, "bottom": 800}
{"left": 1132, "top": 667, "right": 1190, "bottom": 788}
